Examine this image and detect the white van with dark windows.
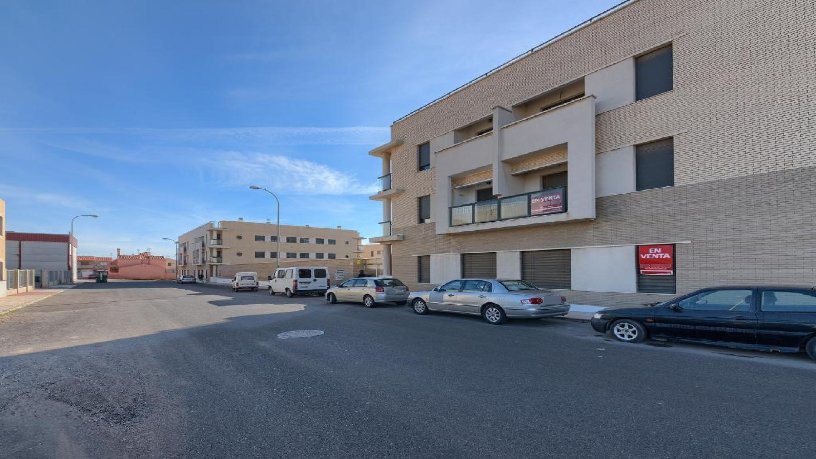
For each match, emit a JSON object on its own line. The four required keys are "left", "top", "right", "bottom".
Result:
{"left": 232, "top": 272, "right": 259, "bottom": 292}
{"left": 269, "top": 267, "right": 329, "bottom": 297}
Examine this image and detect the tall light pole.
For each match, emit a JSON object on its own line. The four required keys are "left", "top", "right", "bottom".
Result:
{"left": 70, "top": 214, "right": 98, "bottom": 282}
{"left": 249, "top": 185, "right": 280, "bottom": 269}
{"left": 162, "top": 237, "right": 179, "bottom": 279}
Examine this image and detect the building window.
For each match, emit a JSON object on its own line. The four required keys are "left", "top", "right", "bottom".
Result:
{"left": 636, "top": 138, "right": 674, "bottom": 191}
{"left": 418, "top": 195, "right": 431, "bottom": 223}
{"left": 370, "top": 251, "right": 375, "bottom": 257}
{"left": 254, "top": 235, "right": 265, "bottom": 242}
{"left": 299, "top": 253, "right": 309, "bottom": 259}
{"left": 475, "top": 188, "right": 493, "bottom": 202}
{"left": 286, "top": 236, "right": 297, "bottom": 243}
{"left": 328, "top": 239, "right": 336, "bottom": 245}
{"left": 316, "top": 253, "right": 325, "bottom": 259}
{"left": 286, "top": 252, "right": 297, "bottom": 258}
{"left": 636, "top": 44, "right": 673, "bottom": 101}
{"left": 270, "top": 252, "right": 277, "bottom": 258}
{"left": 270, "top": 236, "right": 278, "bottom": 242}
{"left": 316, "top": 238, "right": 324, "bottom": 244}
{"left": 255, "top": 251, "right": 266, "bottom": 258}
{"left": 417, "top": 142, "right": 431, "bottom": 171}
{"left": 300, "top": 237, "right": 310, "bottom": 243}
{"left": 328, "top": 253, "right": 336, "bottom": 259}
{"left": 236, "top": 252, "right": 243, "bottom": 257}
{"left": 541, "top": 171, "right": 568, "bottom": 190}
{"left": 417, "top": 255, "right": 430, "bottom": 283}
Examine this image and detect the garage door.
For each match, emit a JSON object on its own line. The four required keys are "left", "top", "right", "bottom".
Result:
{"left": 461, "top": 252, "right": 496, "bottom": 279}
{"left": 521, "top": 250, "right": 571, "bottom": 289}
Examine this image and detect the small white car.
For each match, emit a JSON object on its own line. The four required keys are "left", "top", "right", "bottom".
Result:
{"left": 269, "top": 267, "right": 329, "bottom": 297}
{"left": 232, "top": 272, "right": 259, "bottom": 292}
{"left": 177, "top": 274, "right": 196, "bottom": 284}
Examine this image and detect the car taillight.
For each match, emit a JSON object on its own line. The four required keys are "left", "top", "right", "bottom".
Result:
{"left": 293, "top": 280, "right": 298, "bottom": 290}
{"left": 375, "top": 286, "right": 384, "bottom": 293}
{"left": 521, "top": 297, "right": 544, "bottom": 305}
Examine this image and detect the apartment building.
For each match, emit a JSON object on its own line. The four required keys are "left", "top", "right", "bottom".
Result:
{"left": 369, "top": 0, "right": 816, "bottom": 306}
{"left": 0, "top": 199, "right": 6, "bottom": 297}
{"left": 177, "top": 220, "right": 363, "bottom": 281}
{"left": 357, "top": 243, "right": 384, "bottom": 276}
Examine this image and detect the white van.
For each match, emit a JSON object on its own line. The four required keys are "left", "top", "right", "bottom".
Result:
{"left": 269, "top": 267, "right": 330, "bottom": 297}
{"left": 232, "top": 272, "right": 259, "bottom": 292}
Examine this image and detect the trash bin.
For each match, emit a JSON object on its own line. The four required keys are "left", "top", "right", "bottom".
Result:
{"left": 96, "top": 271, "right": 108, "bottom": 283}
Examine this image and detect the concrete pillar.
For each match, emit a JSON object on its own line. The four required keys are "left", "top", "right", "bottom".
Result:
{"left": 382, "top": 244, "right": 392, "bottom": 276}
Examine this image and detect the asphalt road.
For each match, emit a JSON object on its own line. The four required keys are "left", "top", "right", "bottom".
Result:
{"left": 1, "top": 281, "right": 814, "bottom": 458}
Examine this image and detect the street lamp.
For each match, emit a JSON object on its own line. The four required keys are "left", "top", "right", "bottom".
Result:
{"left": 162, "top": 237, "right": 179, "bottom": 278}
{"left": 70, "top": 214, "right": 98, "bottom": 283}
{"left": 249, "top": 185, "right": 280, "bottom": 269}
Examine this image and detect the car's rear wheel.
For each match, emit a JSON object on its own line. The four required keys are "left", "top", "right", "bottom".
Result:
{"left": 285, "top": 288, "right": 294, "bottom": 298}
{"left": 412, "top": 298, "right": 428, "bottom": 315}
{"left": 327, "top": 293, "right": 337, "bottom": 304}
{"left": 482, "top": 304, "right": 507, "bottom": 325}
{"left": 611, "top": 319, "right": 648, "bottom": 343}
{"left": 363, "top": 295, "right": 376, "bottom": 308}
{"left": 805, "top": 336, "right": 816, "bottom": 361}
{"left": 268, "top": 287, "right": 275, "bottom": 296}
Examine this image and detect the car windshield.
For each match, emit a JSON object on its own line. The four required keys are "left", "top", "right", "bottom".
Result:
{"left": 374, "top": 279, "right": 405, "bottom": 287}
{"left": 499, "top": 280, "right": 542, "bottom": 291}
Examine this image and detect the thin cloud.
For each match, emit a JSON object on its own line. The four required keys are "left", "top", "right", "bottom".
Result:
{"left": 0, "top": 184, "right": 95, "bottom": 211}
{"left": 204, "top": 152, "right": 379, "bottom": 195}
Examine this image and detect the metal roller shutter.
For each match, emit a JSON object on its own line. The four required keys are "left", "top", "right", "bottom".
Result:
{"left": 521, "top": 250, "right": 571, "bottom": 289}
{"left": 461, "top": 252, "right": 497, "bottom": 278}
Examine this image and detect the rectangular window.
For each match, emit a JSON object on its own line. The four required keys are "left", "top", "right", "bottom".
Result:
{"left": 316, "top": 238, "right": 324, "bottom": 244}
{"left": 636, "top": 138, "right": 674, "bottom": 191}
{"left": 417, "top": 255, "right": 430, "bottom": 283}
{"left": 270, "top": 236, "right": 278, "bottom": 242}
{"left": 636, "top": 44, "right": 673, "bottom": 100}
{"left": 328, "top": 253, "right": 336, "bottom": 259}
{"left": 475, "top": 188, "right": 493, "bottom": 202}
{"left": 418, "top": 195, "right": 431, "bottom": 223}
{"left": 314, "top": 269, "right": 327, "bottom": 279}
{"left": 254, "top": 235, "right": 265, "bottom": 242}
{"left": 298, "top": 268, "right": 312, "bottom": 278}
{"left": 254, "top": 251, "right": 266, "bottom": 258}
{"left": 760, "top": 290, "right": 816, "bottom": 313}
{"left": 286, "top": 236, "right": 297, "bottom": 243}
{"left": 286, "top": 252, "right": 297, "bottom": 259}
{"left": 417, "top": 142, "right": 431, "bottom": 171}
{"left": 315, "top": 253, "right": 325, "bottom": 259}
{"left": 541, "top": 171, "right": 568, "bottom": 190}
{"left": 299, "top": 253, "right": 309, "bottom": 259}
{"left": 328, "top": 239, "right": 336, "bottom": 245}
{"left": 299, "top": 237, "right": 310, "bottom": 244}
{"left": 270, "top": 252, "right": 278, "bottom": 258}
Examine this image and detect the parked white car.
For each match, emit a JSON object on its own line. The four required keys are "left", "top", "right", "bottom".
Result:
{"left": 269, "top": 267, "right": 329, "bottom": 297}
{"left": 408, "top": 279, "right": 568, "bottom": 325}
{"left": 232, "top": 272, "right": 259, "bottom": 292}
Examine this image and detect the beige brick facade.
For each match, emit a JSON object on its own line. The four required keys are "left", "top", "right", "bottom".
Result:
{"left": 370, "top": 0, "right": 816, "bottom": 305}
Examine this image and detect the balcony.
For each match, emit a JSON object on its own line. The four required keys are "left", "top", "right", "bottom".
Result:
{"left": 369, "top": 174, "right": 403, "bottom": 201}
{"left": 378, "top": 173, "right": 392, "bottom": 191}
{"left": 369, "top": 220, "right": 404, "bottom": 243}
{"left": 208, "top": 238, "right": 226, "bottom": 247}
{"left": 450, "top": 187, "right": 567, "bottom": 227}
{"left": 210, "top": 257, "right": 224, "bottom": 264}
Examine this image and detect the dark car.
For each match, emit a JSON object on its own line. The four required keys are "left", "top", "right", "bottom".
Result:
{"left": 590, "top": 286, "right": 816, "bottom": 361}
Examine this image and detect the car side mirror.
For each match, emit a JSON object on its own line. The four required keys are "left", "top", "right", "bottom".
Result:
{"left": 669, "top": 304, "right": 683, "bottom": 312}
{"left": 432, "top": 287, "right": 439, "bottom": 292}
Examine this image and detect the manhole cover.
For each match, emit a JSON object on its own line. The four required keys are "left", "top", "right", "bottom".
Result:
{"left": 277, "top": 330, "right": 324, "bottom": 340}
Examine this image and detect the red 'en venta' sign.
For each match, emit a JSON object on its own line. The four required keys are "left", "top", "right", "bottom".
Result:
{"left": 638, "top": 244, "right": 674, "bottom": 276}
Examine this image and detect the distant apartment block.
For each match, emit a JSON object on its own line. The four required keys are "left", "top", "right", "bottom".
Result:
{"left": 369, "top": 0, "right": 816, "bottom": 305}
{"left": 177, "top": 220, "right": 363, "bottom": 281}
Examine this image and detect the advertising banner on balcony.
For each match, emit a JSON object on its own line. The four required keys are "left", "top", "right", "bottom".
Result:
{"left": 638, "top": 244, "right": 674, "bottom": 276}
{"left": 530, "top": 188, "right": 565, "bottom": 215}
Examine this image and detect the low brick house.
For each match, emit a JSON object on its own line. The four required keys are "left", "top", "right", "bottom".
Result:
{"left": 109, "top": 250, "right": 176, "bottom": 280}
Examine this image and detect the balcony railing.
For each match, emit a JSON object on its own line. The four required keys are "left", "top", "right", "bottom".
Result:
{"left": 450, "top": 187, "right": 567, "bottom": 226}
{"left": 210, "top": 257, "right": 223, "bottom": 263}
{"left": 378, "top": 173, "right": 392, "bottom": 192}
{"left": 380, "top": 221, "right": 392, "bottom": 236}
{"left": 209, "top": 238, "right": 224, "bottom": 245}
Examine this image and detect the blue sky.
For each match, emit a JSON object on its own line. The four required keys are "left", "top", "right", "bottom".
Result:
{"left": 0, "top": 0, "right": 619, "bottom": 257}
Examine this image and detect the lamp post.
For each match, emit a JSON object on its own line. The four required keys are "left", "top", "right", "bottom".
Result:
{"left": 249, "top": 185, "right": 280, "bottom": 269}
{"left": 70, "top": 214, "right": 98, "bottom": 283}
{"left": 162, "top": 237, "right": 179, "bottom": 279}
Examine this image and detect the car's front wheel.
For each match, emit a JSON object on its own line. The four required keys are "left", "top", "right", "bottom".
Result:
{"left": 412, "top": 298, "right": 429, "bottom": 315}
{"left": 806, "top": 336, "right": 816, "bottom": 361}
{"left": 363, "top": 295, "right": 376, "bottom": 308}
{"left": 482, "top": 304, "right": 507, "bottom": 325}
{"left": 327, "top": 293, "right": 337, "bottom": 304}
{"left": 610, "top": 319, "right": 648, "bottom": 343}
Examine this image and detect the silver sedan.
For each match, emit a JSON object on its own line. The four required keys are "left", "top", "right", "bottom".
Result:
{"left": 408, "top": 279, "right": 569, "bottom": 325}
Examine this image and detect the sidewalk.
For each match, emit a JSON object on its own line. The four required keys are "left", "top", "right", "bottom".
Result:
{"left": 0, "top": 287, "right": 72, "bottom": 316}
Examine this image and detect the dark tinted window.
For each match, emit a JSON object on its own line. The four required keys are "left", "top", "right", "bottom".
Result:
{"left": 636, "top": 44, "right": 673, "bottom": 100}
{"left": 286, "top": 236, "right": 297, "bottom": 243}
{"left": 328, "top": 239, "right": 336, "bottom": 245}
{"left": 418, "top": 195, "right": 431, "bottom": 223}
{"left": 418, "top": 142, "right": 431, "bottom": 171}
{"left": 313, "top": 269, "right": 327, "bottom": 279}
{"left": 678, "top": 289, "right": 753, "bottom": 311}
{"left": 417, "top": 255, "right": 430, "bottom": 283}
{"left": 315, "top": 253, "right": 325, "bottom": 259}
{"left": 270, "top": 252, "right": 277, "bottom": 258}
{"left": 374, "top": 278, "right": 405, "bottom": 287}
{"left": 328, "top": 253, "right": 336, "bottom": 259}
{"left": 761, "top": 290, "right": 816, "bottom": 312}
{"left": 276, "top": 270, "right": 286, "bottom": 279}
{"left": 353, "top": 279, "right": 369, "bottom": 287}
{"left": 476, "top": 188, "right": 493, "bottom": 202}
{"left": 299, "top": 253, "right": 309, "bottom": 259}
{"left": 462, "top": 280, "right": 491, "bottom": 292}
{"left": 254, "top": 251, "right": 265, "bottom": 258}
{"left": 270, "top": 236, "right": 277, "bottom": 242}
{"left": 298, "top": 269, "right": 311, "bottom": 278}
{"left": 500, "top": 280, "right": 540, "bottom": 291}
{"left": 316, "top": 238, "right": 324, "bottom": 244}
{"left": 541, "top": 171, "right": 568, "bottom": 190}
{"left": 299, "top": 237, "right": 309, "bottom": 243}
{"left": 439, "top": 280, "right": 463, "bottom": 292}
{"left": 636, "top": 138, "right": 674, "bottom": 191}
{"left": 254, "top": 235, "right": 265, "bottom": 241}
{"left": 286, "top": 252, "right": 297, "bottom": 258}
